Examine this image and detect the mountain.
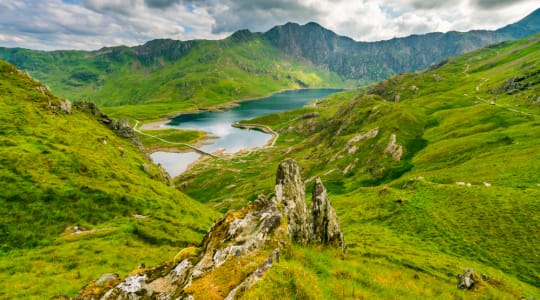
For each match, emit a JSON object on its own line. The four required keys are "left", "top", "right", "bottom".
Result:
{"left": 265, "top": 8, "right": 540, "bottom": 81}
{"left": 0, "top": 59, "right": 219, "bottom": 298}
{"left": 174, "top": 33, "right": 540, "bottom": 298}
{"left": 0, "top": 8, "right": 539, "bottom": 120}
{"left": 0, "top": 36, "right": 345, "bottom": 120}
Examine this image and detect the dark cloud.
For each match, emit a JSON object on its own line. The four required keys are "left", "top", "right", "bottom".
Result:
{"left": 144, "top": 0, "right": 180, "bottom": 8}
{"left": 82, "top": 0, "right": 136, "bottom": 15}
{"left": 472, "top": 0, "right": 530, "bottom": 9}
{"left": 410, "top": 0, "right": 452, "bottom": 10}
{"left": 209, "top": 0, "right": 322, "bottom": 33}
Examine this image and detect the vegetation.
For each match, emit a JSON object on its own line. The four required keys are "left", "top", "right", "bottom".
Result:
{"left": 177, "top": 34, "right": 540, "bottom": 298}
{"left": 0, "top": 59, "right": 219, "bottom": 298}
{"left": 137, "top": 128, "right": 207, "bottom": 151}
{"left": 1, "top": 23, "right": 540, "bottom": 300}
{"left": 0, "top": 36, "right": 346, "bottom": 120}
{"left": 1, "top": 8, "right": 538, "bottom": 121}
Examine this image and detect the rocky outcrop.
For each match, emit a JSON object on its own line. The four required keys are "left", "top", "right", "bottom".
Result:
{"left": 385, "top": 133, "right": 403, "bottom": 161}
{"left": 74, "top": 101, "right": 143, "bottom": 150}
{"left": 275, "top": 159, "right": 311, "bottom": 244}
{"left": 346, "top": 127, "right": 379, "bottom": 154}
{"left": 77, "top": 159, "right": 344, "bottom": 299}
{"left": 311, "top": 178, "right": 345, "bottom": 248}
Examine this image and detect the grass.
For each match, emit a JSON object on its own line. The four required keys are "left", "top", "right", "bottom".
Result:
{"left": 0, "top": 59, "right": 219, "bottom": 298}
{"left": 137, "top": 128, "right": 207, "bottom": 151}
{"left": 175, "top": 34, "right": 540, "bottom": 298}
{"left": 0, "top": 37, "right": 349, "bottom": 120}
{"left": 1, "top": 33, "right": 540, "bottom": 299}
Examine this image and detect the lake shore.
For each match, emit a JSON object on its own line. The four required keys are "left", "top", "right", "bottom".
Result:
{"left": 138, "top": 87, "right": 345, "bottom": 130}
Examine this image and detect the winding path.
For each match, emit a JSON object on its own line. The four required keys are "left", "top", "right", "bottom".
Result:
{"left": 463, "top": 63, "right": 540, "bottom": 118}
{"left": 133, "top": 120, "right": 223, "bottom": 159}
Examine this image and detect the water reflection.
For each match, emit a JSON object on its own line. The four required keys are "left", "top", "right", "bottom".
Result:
{"left": 151, "top": 89, "right": 342, "bottom": 177}
{"left": 150, "top": 151, "right": 201, "bottom": 177}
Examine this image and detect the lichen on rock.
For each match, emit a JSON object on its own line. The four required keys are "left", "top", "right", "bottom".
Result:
{"left": 275, "top": 158, "right": 311, "bottom": 245}
{"left": 77, "top": 159, "right": 344, "bottom": 299}
{"left": 311, "top": 177, "right": 345, "bottom": 249}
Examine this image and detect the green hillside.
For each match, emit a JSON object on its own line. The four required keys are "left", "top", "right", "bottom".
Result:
{"left": 0, "top": 35, "right": 345, "bottom": 120}
{"left": 0, "top": 8, "right": 538, "bottom": 122}
{"left": 0, "top": 59, "right": 219, "bottom": 298}
{"left": 176, "top": 35, "right": 540, "bottom": 298}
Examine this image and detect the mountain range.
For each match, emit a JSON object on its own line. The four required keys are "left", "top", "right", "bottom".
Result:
{"left": 0, "top": 7, "right": 539, "bottom": 299}
{"left": 0, "top": 8, "right": 539, "bottom": 119}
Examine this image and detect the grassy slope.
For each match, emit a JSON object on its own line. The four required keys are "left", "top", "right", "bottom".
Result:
{"left": 177, "top": 35, "right": 540, "bottom": 298}
{"left": 0, "top": 60, "right": 219, "bottom": 298}
{"left": 0, "top": 36, "right": 347, "bottom": 120}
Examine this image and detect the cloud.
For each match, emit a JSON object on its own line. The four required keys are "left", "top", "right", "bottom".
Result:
{"left": 143, "top": 0, "right": 180, "bottom": 8}
{"left": 0, "top": 0, "right": 538, "bottom": 50}
{"left": 82, "top": 0, "right": 137, "bottom": 15}
{"left": 472, "top": 0, "right": 532, "bottom": 9}
{"left": 208, "top": 0, "right": 322, "bottom": 33}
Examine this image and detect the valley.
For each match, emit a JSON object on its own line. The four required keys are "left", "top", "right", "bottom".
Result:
{"left": 0, "top": 5, "right": 539, "bottom": 300}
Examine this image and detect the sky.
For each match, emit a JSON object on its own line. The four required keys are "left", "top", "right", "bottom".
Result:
{"left": 0, "top": 0, "right": 538, "bottom": 50}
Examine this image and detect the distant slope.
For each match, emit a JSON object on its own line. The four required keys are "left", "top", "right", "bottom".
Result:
{"left": 176, "top": 34, "right": 540, "bottom": 297}
{"left": 0, "top": 8, "right": 538, "bottom": 120}
{"left": 0, "top": 34, "right": 345, "bottom": 120}
{"left": 265, "top": 8, "right": 540, "bottom": 82}
{"left": 0, "top": 59, "right": 218, "bottom": 298}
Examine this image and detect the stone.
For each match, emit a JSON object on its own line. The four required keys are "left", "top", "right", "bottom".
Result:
{"left": 77, "top": 159, "right": 345, "bottom": 299}
{"left": 457, "top": 268, "right": 481, "bottom": 290}
{"left": 59, "top": 99, "right": 72, "bottom": 114}
{"left": 311, "top": 177, "right": 345, "bottom": 249}
{"left": 385, "top": 133, "right": 403, "bottom": 161}
{"left": 275, "top": 158, "right": 311, "bottom": 245}
{"left": 96, "top": 273, "right": 119, "bottom": 285}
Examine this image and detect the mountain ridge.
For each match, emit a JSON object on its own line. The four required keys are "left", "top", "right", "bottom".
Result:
{"left": 0, "top": 8, "right": 539, "bottom": 119}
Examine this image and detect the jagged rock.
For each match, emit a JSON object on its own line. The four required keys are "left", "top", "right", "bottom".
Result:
{"left": 457, "top": 268, "right": 482, "bottom": 290}
{"left": 74, "top": 100, "right": 103, "bottom": 117}
{"left": 224, "top": 249, "right": 280, "bottom": 300}
{"left": 77, "top": 159, "right": 344, "bottom": 299}
{"left": 311, "top": 177, "right": 345, "bottom": 249}
{"left": 275, "top": 158, "right": 311, "bottom": 245}
{"left": 385, "top": 133, "right": 403, "bottom": 161}
{"left": 110, "top": 119, "right": 136, "bottom": 139}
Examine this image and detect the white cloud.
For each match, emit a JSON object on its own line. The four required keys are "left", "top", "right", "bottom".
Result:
{"left": 0, "top": 0, "right": 537, "bottom": 50}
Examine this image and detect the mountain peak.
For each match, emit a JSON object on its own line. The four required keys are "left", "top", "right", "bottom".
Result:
{"left": 228, "top": 28, "right": 257, "bottom": 42}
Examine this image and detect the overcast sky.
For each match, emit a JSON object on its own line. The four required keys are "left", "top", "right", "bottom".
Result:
{"left": 0, "top": 0, "right": 538, "bottom": 50}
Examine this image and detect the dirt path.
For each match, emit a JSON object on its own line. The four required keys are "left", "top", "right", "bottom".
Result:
{"left": 133, "top": 120, "right": 223, "bottom": 159}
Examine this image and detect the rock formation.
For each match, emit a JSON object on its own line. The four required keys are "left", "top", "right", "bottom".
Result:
{"left": 77, "top": 159, "right": 344, "bottom": 299}
{"left": 275, "top": 158, "right": 311, "bottom": 245}
{"left": 311, "top": 177, "right": 345, "bottom": 248}
{"left": 457, "top": 268, "right": 481, "bottom": 290}
{"left": 385, "top": 133, "right": 403, "bottom": 161}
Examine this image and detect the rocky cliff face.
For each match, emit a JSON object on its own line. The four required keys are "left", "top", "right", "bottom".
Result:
{"left": 263, "top": 9, "right": 540, "bottom": 81}
{"left": 77, "top": 159, "right": 344, "bottom": 299}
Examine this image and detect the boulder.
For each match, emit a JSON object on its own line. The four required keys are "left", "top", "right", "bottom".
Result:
{"left": 275, "top": 158, "right": 311, "bottom": 245}
{"left": 311, "top": 177, "right": 345, "bottom": 249}
{"left": 59, "top": 99, "right": 72, "bottom": 114}
{"left": 457, "top": 268, "right": 481, "bottom": 290}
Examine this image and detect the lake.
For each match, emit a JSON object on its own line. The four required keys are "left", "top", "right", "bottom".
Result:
{"left": 150, "top": 89, "right": 341, "bottom": 176}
